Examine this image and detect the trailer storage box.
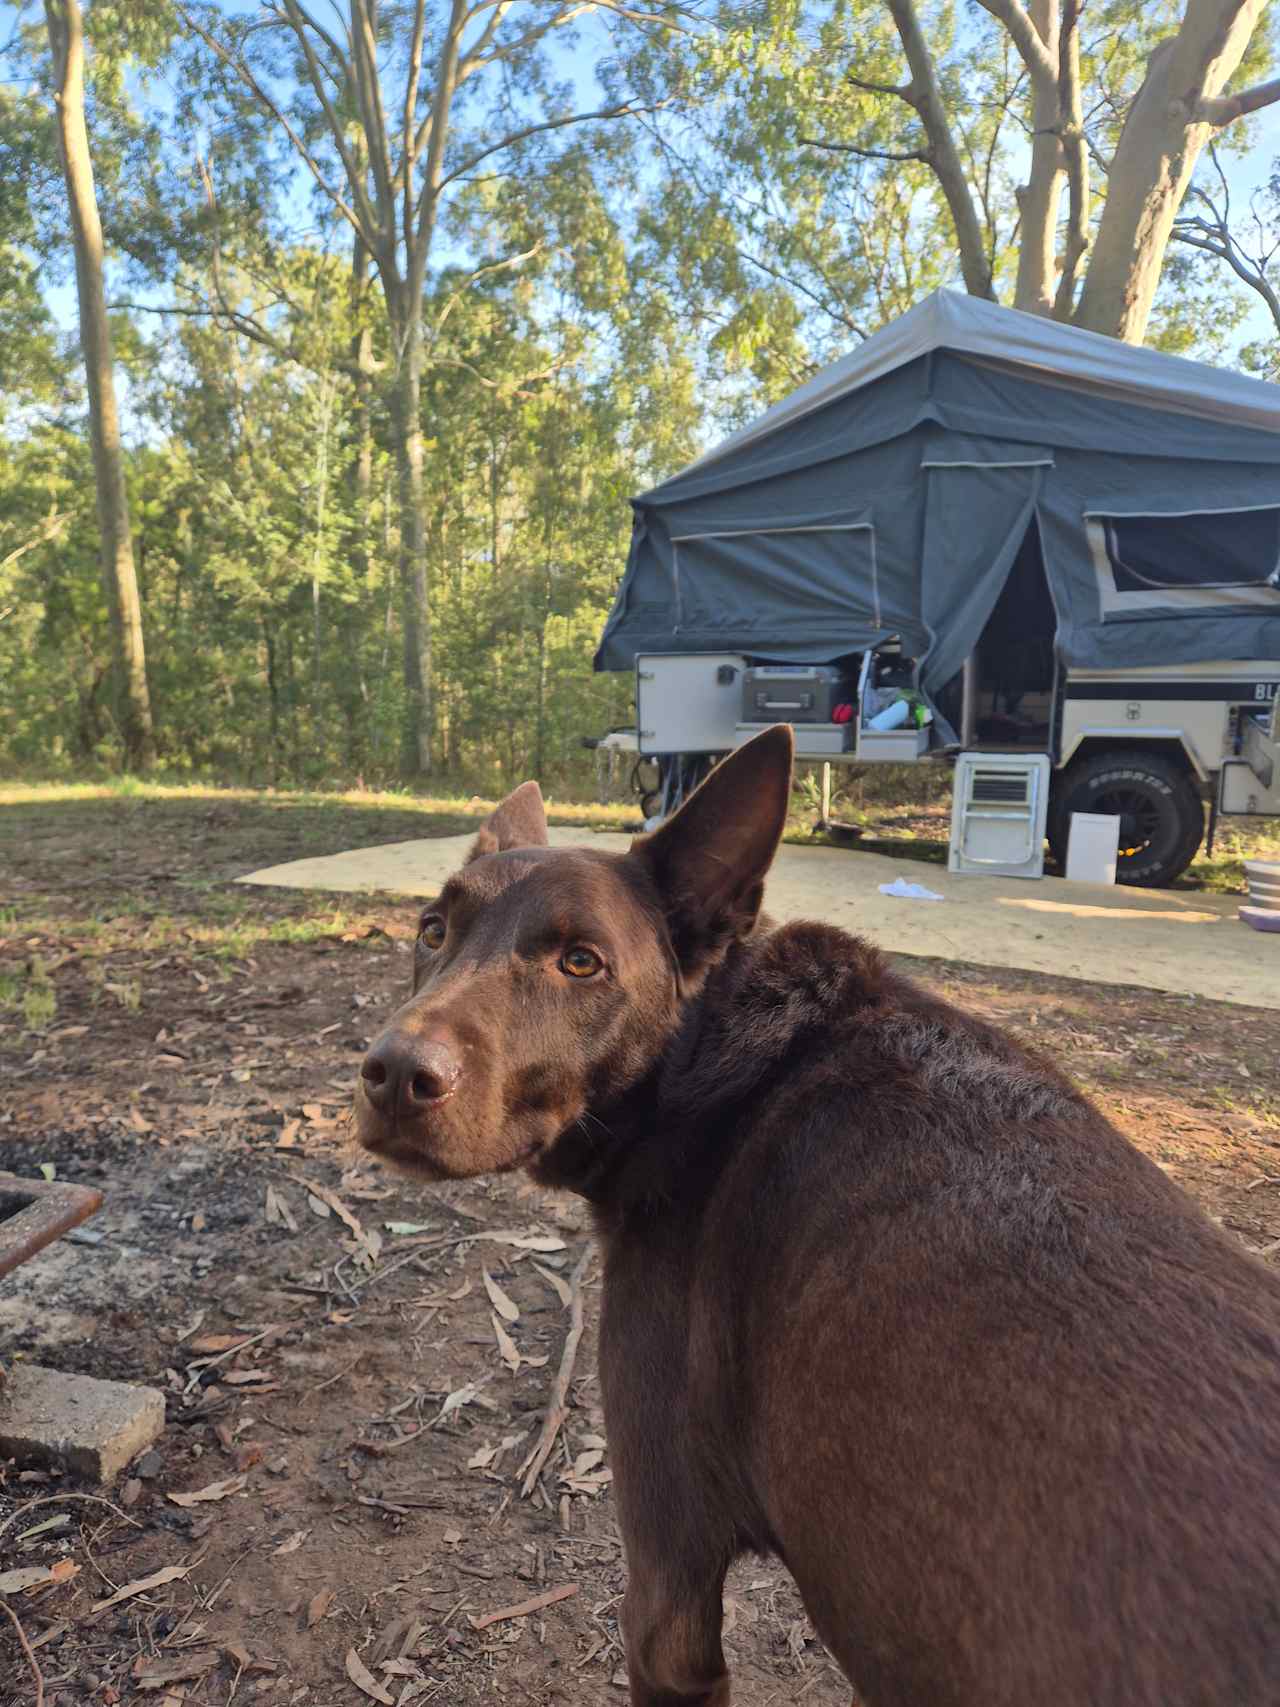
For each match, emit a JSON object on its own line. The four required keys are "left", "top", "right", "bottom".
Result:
{"left": 855, "top": 725, "right": 930, "bottom": 762}
{"left": 636, "top": 654, "right": 747, "bottom": 755}
{"left": 734, "top": 721, "right": 852, "bottom": 755}
{"left": 741, "top": 666, "right": 856, "bottom": 725}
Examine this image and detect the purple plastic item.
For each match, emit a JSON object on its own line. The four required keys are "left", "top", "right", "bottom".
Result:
{"left": 1239, "top": 905, "right": 1280, "bottom": 933}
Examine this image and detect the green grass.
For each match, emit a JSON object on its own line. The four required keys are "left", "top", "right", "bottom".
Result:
{"left": 2, "top": 772, "right": 1275, "bottom": 905}
{"left": 0, "top": 958, "right": 57, "bottom": 1029}
{"left": 0, "top": 775, "right": 642, "bottom": 830}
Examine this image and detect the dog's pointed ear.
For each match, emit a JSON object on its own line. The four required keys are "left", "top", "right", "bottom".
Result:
{"left": 633, "top": 724, "right": 793, "bottom": 971}
{"left": 467, "top": 780, "right": 549, "bottom": 863}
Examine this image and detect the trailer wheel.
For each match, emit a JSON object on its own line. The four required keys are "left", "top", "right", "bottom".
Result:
{"left": 1048, "top": 750, "right": 1204, "bottom": 887}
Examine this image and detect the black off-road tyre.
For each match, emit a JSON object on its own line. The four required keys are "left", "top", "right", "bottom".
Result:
{"left": 1048, "top": 750, "right": 1205, "bottom": 888}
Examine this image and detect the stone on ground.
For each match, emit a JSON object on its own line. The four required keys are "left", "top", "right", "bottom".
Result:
{"left": 0, "top": 1363, "right": 164, "bottom": 1483}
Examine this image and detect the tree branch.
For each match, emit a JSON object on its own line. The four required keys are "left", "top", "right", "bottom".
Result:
{"left": 1, "top": 509, "right": 69, "bottom": 575}
{"left": 1053, "top": 0, "right": 1090, "bottom": 317}
{"left": 1171, "top": 220, "right": 1280, "bottom": 334}
{"left": 175, "top": 4, "right": 365, "bottom": 242}
{"left": 973, "top": 0, "right": 1057, "bottom": 89}
{"left": 799, "top": 135, "right": 928, "bottom": 163}
{"left": 406, "top": 0, "right": 469, "bottom": 324}
{"left": 349, "top": 0, "right": 397, "bottom": 230}
{"left": 428, "top": 242, "right": 544, "bottom": 342}
{"left": 459, "top": 3, "right": 594, "bottom": 81}
{"left": 278, "top": 0, "right": 382, "bottom": 240}
{"left": 884, "top": 0, "right": 995, "bottom": 298}
{"left": 1196, "top": 75, "right": 1280, "bottom": 127}
{"left": 402, "top": 0, "right": 428, "bottom": 182}
{"left": 846, "top": 71, "right": 917, "bottom": 101}
{"left": 735, "top": 246, "right": 870, "bottom": 336}
{"left": 438, "top": 98, "right": 665, "bottom": 191}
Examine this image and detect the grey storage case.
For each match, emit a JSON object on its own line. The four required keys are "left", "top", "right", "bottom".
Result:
{"left": 742, "top": 665, "right": 856, "bottom": 724}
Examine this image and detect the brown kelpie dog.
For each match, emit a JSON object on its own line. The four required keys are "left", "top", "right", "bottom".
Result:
{"left": 355, "top": 725, "right": 1280, "bottom": 1706}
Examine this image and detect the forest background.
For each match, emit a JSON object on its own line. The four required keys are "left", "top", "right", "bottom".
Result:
{"left": 3, "top": 0, "right": 1279, "bottom": 795}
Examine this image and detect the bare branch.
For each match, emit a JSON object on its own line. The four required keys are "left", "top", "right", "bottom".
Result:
{"left": 456, "top": 0, "right": 519, "bottom": 79}
{"left": 1, "top": 509, "right": 69, "bottom": 575}
{"left": 439, "top": 98, "right": 665, "bottom": 191}
{"left": 403, "top": 0, "right": 427, "bottom": 179}
{"left": 735, "top": 246, "right": 870, "bottom": 336}
{"left": 428, "top": 242, "right": 544, "bottom": 341}
{"left": 460, "top": 4, "right": 592, "bottom": 81}
{"left": 1171, "top": 214, "right": 1280, "bottom": 335}
{"left": 799, "top": 135, "right": 927, "bottom": 163}
{"left": 1053, "top": 0, "right": 1089, "bottom": 318}
{"left": 348, "top": 0, "right": 397, "bottom": 228}
{"left": 261, "top": 0, "right": 345, "bottom": 65}
{"left": 885, "top": 0, "right": 995, "bottom": 298}
{"left": 278, "top": 0, "right": 382, "bottom": 239}
{"left": 1196, "top": 75, "right": 1280, "bottom": 127}
{"left": 846, "top": 71, "right": 916, "bottom": 101}
{"left": 407, "top": 0, "right": 469, "bottom": 320}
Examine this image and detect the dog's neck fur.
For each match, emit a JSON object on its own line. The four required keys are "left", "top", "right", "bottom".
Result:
{"left": 533, "top": 919, "right": 888, "bottom": 1219}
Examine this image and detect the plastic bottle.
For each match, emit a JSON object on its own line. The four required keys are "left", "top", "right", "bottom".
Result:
{"left": 867, "top": 697, "right": 910, "bottom": 731}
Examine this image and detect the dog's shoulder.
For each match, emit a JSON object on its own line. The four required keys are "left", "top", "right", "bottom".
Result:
{"left": 686, "top": 917, "right": 1072, "bottom": 1114}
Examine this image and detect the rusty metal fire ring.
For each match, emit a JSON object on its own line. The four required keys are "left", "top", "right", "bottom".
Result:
{"left": 0, "top": 1171, "right": 104, "bottom": 1281}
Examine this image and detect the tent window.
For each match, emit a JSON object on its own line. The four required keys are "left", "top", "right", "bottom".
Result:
{"left": 671, "top": 523, "right": 880, "bottom": 632}
{"left": 1097, "top": 507, "right": 1280, "bottom": 594}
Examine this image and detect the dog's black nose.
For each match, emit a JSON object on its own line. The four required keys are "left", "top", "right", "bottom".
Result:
{"left": 361, "top": 1032, "right": 461, "bottom": 1116}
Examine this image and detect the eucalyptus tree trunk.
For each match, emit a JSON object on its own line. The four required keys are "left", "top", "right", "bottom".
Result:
{"left": 182, "top": 0, "right": 667, "bottom": 778}
{"left": 390, "top": 318, "right": 432, "bottom": 776}
{"left": 343, "top": 231, "right": 376, "bottom": 769}
{"left": 865, "top": 0, "right": 1280, "bottom": 342}
{"left": 1011, "top": 0, "right": 1063, "bottom": 315}
{"left": 1074, "top": 0, "right": 1277, "bottom": 341}
{"left": 45, "top": 0, "right": 155, "bottom": 769}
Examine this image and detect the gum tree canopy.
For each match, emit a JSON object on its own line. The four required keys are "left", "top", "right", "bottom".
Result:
{"left": 651, "top": 0, "right": 1280, "bottom": 358}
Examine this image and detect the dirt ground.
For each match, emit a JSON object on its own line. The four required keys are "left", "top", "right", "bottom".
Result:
{"left": 2, "top": 790, "right": 1279, "bottom": 1707}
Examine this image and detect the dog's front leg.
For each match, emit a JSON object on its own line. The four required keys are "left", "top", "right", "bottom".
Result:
{"left": 602, "top": 1248, "right": 733, "bottom": 1703}
{"left": 618, "top": 1527, "right": 732, "bottom": 1706}
{"left": 610, "top": 1418, "right": 732, "bottom": 1704}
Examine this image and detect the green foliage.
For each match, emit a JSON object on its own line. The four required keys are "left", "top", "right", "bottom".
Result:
{"left": 2, "top": 0, "right": 1275, "bottom": 797}
{"left": 0, "top": 12, "right": 701, "bottom": 789}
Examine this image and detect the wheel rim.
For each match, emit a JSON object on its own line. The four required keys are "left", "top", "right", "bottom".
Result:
{"left": 1092, "top": 785, "right": 1165, "bottom": 859}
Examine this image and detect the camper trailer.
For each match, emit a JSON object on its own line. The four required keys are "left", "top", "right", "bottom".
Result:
{"left": 595, "top": 292, "right": 1280, "bottom": 886}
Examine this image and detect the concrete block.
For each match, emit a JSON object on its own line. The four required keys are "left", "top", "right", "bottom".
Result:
{"left": 0, "top": 1363, "right": 165, "bottom": 1484}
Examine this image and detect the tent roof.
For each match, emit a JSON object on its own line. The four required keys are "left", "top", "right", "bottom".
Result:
{"left": 691, "top": 289, "right": 1280, "bottom": 472}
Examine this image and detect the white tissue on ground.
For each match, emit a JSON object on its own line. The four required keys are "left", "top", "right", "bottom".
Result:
{"left": 878, "top": 877, "right": 944, "bottom": 901}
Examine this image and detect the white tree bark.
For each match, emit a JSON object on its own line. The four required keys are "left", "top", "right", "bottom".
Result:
{"left": 1074, "top": 0, "right": 1277, "bottom": 340}
{"left": 841, "top": 0, "right": 1277, "bottom": 342}
{"left": 886, "top": 0, "right": 996, "bottom": 300}
{"left": 45, "top": 0, "right": 155, "bottom": 769}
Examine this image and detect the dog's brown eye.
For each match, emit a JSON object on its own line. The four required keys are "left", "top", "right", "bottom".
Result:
{"left": 419, "top": 914, "right": 446, "bottom": 950}
{"left": 560, "top": 946, "right": 602, "bottom": 979}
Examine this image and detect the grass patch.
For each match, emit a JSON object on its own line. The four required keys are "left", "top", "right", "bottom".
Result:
{"left": 0, "top": 958, "right": 57, "bottom": 1029}
{"left": 0, "top": 776, "right": 642, "bottom": 830}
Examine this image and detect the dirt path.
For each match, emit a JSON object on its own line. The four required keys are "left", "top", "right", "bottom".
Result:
{"left": 2, "top": 792, "right": 1279, "bottom": 1705}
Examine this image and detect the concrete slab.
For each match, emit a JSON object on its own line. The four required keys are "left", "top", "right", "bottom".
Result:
{"left": 238, "top": 830, "right": 1280, "bottom": 1011}
{"left": 0, "top": 1363, "right": 165, "bottom": 1483}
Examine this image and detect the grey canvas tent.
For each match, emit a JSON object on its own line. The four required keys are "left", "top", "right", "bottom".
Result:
{"left": 596, "top": 290, "right": 1280, "bottom": 733}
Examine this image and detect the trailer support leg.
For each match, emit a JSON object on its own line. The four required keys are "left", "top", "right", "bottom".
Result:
{"left": 961, "top": 653, "right": 979, "bottom": 749}
{"left": 820, "top": 762, "right": 831, "bottom": 827}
